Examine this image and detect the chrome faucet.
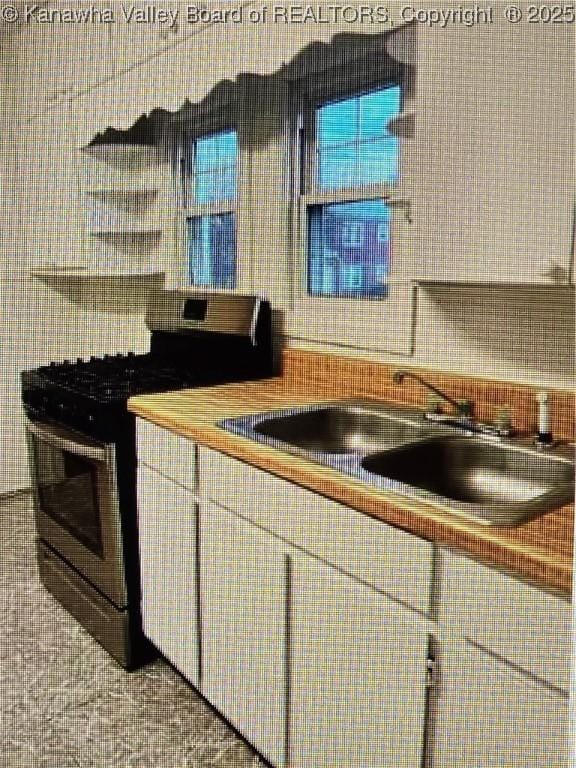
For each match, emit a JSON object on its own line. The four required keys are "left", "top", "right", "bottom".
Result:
{"left": 392, "top": 370, "right": 472, "bottom": 417}
{"left": 393, "top": 369, "right": 514, "bottom": 438}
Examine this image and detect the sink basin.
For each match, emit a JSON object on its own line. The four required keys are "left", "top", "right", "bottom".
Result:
{"left": 219, "top": 401, "right": 574, "bottom": 527}
{"left": 361, "top": 436, "right": 574, "bottom": 526}
{"left": 253, "top": 404, "right": 431, "bottom": 454}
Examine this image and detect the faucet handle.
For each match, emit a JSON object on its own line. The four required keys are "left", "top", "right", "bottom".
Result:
{"left": 426, "top": 394, "right": 443, "bottom": 414}
{"left": 494, "top": 405, "right": 513, "bottom": 432}
{"left": 458, "top": 399, "right": 474, "bottom": 417}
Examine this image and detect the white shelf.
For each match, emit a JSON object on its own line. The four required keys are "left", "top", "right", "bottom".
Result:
{"left": 87, "top": 230, "right": 163, "bottom": 257}
{"left": 85, "top": 188, "right": 159, "bottom": 203}
{"left": 70, "top": 142, "right": 173, "bottom": 282}
{"left": 88, "top": 227, "right": 163, "bottom": 237}
{"left": 81, "top": 143, "right": 159, "bottom": 170}
{"left": 30, "top": 265, "right": 165, "bottom": 279}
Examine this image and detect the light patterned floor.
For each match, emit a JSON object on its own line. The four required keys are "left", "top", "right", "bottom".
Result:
{"left": 0, "top": 492, "right": 264, "bottom": 768}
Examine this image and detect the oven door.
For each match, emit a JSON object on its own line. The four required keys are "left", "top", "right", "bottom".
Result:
{"left": 25, "top": 418, "right": 128, "bottom": 608}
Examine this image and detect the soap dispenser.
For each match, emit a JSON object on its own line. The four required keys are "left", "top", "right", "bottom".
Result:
{"left": 535, "top": 391, "right": 553, "bottom": 447}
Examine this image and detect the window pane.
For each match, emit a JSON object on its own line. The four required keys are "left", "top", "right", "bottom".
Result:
{"left": 318, "top": 146, "right": 356, "bottom": 189}
{"left": 358, "top": 137, "right": 399, "bottom": 185}
{"left": 308, "top": 200, "right": 391, "bottom": 299}
{"left": 194, "top": 130, "right": 238, "bottom": 204}
{"left": 187, "top": 213, "right": 236, "bottom": 289}
{"left": 359, "top": 87, "right": 401, "bottom": 139}
{"left": 318, "top": 98, "right": 357, "bottom": 147}
{"left": 315, "top": 86, "right": 400, "bottom": 190}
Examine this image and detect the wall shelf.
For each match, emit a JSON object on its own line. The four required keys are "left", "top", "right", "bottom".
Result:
{"left": 412, "top": 278, "right": 573, "bottom": 289}
{"left": 88, "top": 228, "right": 163, "bottom": 237}
{"left": 79, "top": 143, "right": 170, "bottom": 276}
{"left": 85, "top": 188, "right": 159, "bottom": 204}
{"left": 30, "top": 265, "right": 165, "bottom": 279}
{"left": 81, "top": 143, "right": 159, "bottom": 170}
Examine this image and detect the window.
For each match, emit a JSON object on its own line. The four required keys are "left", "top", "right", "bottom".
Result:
{"left": 303, "top": 85, "right": 401, "bottom": 299}
{"left": 183, "top": 129, "right": 238, "bottom": 289}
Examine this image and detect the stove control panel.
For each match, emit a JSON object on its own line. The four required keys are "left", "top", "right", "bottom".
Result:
{"left": 145, "top": 289, "right": 262, "bottom": 343}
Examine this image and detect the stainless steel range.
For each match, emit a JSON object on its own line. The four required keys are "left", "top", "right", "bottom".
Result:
{"left": 21, "top": 290, "right": 273, "bottom": 669}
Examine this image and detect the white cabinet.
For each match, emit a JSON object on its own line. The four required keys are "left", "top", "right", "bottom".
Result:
{"left": 135, "top": 420, "right": 199, "bottom": 684}
{"left": 290, "top": 554, "right": 430, "bottom": 768}
{"left": 434, "top": 639, "right": 569, "bottom": 768}
{"left": 199, "top": 446, "right": 434, "bottom": 768}
{"left": 200, "top": 501, "right": 287, "bottom": 768}
{"left": 407, "top": 21, "right": 574, "bottom": 285}
{"left": 433, "top": 551, "right": 571, "bottom": 768}
{"left": 134, "top": 431, "right": 571, "bottom": 768}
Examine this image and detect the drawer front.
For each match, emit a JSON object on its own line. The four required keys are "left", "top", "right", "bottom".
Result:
{"left": 136, "top": 418, "right": 196, "bottom": 491}
{"left": 199, "top": 447, "right": 434, "bottom": 614}
{"left": 440, "top": 551, "right": 571, "bottom": 692}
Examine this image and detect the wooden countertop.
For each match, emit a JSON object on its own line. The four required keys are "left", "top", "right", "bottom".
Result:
{"left": 128, "top": 379, "right": 573, "bottom": 596}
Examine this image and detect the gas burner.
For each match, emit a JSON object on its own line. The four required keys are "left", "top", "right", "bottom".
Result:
{"left": 35, "top": 353, "right": 198, "bottom": 404}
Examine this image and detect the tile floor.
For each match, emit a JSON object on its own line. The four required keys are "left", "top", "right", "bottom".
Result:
{"left": 0, "top": 491, "right": 264, "bottom": 768}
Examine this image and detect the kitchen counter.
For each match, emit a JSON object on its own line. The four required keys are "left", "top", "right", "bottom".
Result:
{"left": 128, "top": 379, "right": 573, "bottom": 596}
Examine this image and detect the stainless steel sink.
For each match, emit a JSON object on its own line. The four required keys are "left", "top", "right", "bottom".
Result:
{"left": 219, "top": 400, "right": 575, "bottom": 527}
{"left": 252, "top": 404, "right": 432, "bottom": 454}
{"left": 360, "top": 436, "right": 574, "bottom": 526}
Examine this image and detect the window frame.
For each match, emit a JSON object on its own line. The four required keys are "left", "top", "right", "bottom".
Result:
{"left": 300, "top": 78, "right": 404, "bottom": 299}
{"left": 175, "top": 108, "right": 241, "bottom": 291}
{"left": 287, "top": 59, "right": 416, "bottom": 354}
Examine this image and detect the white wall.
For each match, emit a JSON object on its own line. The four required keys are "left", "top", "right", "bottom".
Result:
{"left": 1, "top": 23, "right": 162, "bottom": 491}
{"left": 0, "top": 14, "right": 574, "bottom": 493}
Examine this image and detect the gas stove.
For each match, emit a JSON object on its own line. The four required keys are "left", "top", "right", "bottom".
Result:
{"left": 22, "top": 292, "right": 272, "bottom": 439}
{"left": 22, "top": 290, "right": 273, "bottom": 669}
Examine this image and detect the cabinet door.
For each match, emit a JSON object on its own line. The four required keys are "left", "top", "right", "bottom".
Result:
{"left": 290, "top": 555, "right": 430, "bottom": 768}
{"left": 200, "top": 502, "right": 287, "bottom": 768}
{"left": 433, "top": 639, "right": 570, "bottom": 768}
{"left": 136, "top": 465, "right": 199, "bottom": 685}
{"left": 408, "top": 22, "right": 574, "bottom": 284}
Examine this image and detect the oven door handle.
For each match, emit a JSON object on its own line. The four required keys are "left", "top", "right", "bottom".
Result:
{"left": 25, "top": 419, "right": 110, "bottom": 463}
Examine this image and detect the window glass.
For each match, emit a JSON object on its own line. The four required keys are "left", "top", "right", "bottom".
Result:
{"left": 187, "top": 213, "right": 236, "bottom": 289}
{"left": 306, "top": 85, "right": 400, "bottom": 300}
{"left": 194, "top": 130, "right": 238, "bottom": 204}
{"left": 315, "top": 86, "right": 401, "bottom": 190}
{"left": 185, "top": 129, "right": 238, "bottom": 289}
{"left": 308, "top": 200, "right": 391, "bottom": 299}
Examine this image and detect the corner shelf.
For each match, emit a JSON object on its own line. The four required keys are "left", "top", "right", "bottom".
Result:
{"left": 30, "top": 265, "right": 165, "bottom": 279}
{"left": 81, "top": 143, "right": 159, "bottom": 170}
{"left": 74, "top": 142, "right": 173, "bottom": 278}
{"left": 85, "top": 188, "right": 159, "bottom": 207}
{"left": 88, "top": 228, "right": 163, "bottom": 237}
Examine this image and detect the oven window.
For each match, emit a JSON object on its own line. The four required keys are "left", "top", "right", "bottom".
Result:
{"left": 34, "top": 440, "right": 104, "bottom": 557}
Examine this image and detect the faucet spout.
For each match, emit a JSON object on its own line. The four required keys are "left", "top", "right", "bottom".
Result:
{"left": 392, "top": 369, "right": 472, "bottom": 417}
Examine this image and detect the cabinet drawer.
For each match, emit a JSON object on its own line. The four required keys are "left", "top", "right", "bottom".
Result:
{"left": 136, "top": 419, "right": 196, "bottom": 491}
{"left": 440, "top": 551, "right": 571, "bottom": 692}
{"left": 199, "top": 447, "right": 434, "bottom": 614}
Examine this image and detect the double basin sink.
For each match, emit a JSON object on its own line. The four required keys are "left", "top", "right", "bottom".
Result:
{"left": 219, "top": 400, "right": 574, "bottom": 527}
